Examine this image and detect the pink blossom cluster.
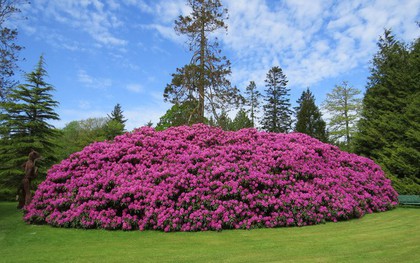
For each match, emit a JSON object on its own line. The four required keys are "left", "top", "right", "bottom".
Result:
{"left": 24, "top": 124, "right": 398, "bottom": 231}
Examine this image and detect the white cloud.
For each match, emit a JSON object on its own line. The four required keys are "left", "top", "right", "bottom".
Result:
{"left": 23, "top": 0, "right": 419, "bottom": 90}
{"left": 154, "top": 0, "right": 191, "bottom": 23}
{"left": 143, "top": 23, "right": 182, "bottom": 43}
{"left": 127, "top": 0, "right": 191, "bottom": 43}
{"left": 78, "top": 100, "right": 92, "bottom": 110}
{"left": 126, "top": 83, "right": 144, "bottom": 93}
{"left": 77, "top": 70, "right": 112, "bottom": 89}
{"left": 28, "top": 0, "right": 127, "bottom": 47}
{"left": 219, "top": 0, "right": 420, "bottom": 89}
{"left": 124, "top": 92, "right": 170, "bottom": 130}
{"left": 119, "top": 0, "right": 419, "bottom": 91}
{"left": 124, "top": 105, "right": 167, "bottom": 131}
{"left": 122, "top": 0, "right": 154, "bottom": 13}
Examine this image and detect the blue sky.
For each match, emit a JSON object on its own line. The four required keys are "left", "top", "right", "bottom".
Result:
{"left": 11, "top": 0, "right": 420, "bottom": 130}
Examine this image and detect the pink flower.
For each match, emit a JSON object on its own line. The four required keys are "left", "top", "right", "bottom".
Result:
{"left": 23, "top": 124, "right": 398, "bottom": 231}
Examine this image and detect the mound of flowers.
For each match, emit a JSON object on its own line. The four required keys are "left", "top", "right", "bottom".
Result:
{"left": 24, "top": 124, "right": 398, "bottom": 231}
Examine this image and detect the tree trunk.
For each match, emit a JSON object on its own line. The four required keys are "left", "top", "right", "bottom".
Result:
{"left": 344, "top": 88, "right": 350, "bottom": 146}
{"left": 198, "top": 9, "right": 206, "bottom": 123}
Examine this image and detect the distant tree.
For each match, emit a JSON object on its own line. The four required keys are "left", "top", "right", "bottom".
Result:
{"left": 261, "top": 66, "right": 292, "bottom": 133}
{"left": 354, "top": 29, "right": 420, "bottom": 194}
{"left": 322, "top": 81, "right": 361, "bottom": 150}
{"left": 294, "top": 88, "right": 327, "bottom": 142}
{"left": 208, "top": 115, "right": 216, "bottom": 126}
{"left": 0, "top": 55, "right": 60, "bottom": 189}
{"left": 54, "top": 117, "right": 109, "bottom": 161}
{"left": 106, "top": 103, "right": 126, "bottom": 139}
{"left": 107, "top": 103, "right": 127, "bottom": 126}
{"left": 163, "top": 0, "right": 242, "bottom": 123}
{"left": 104, "top": 120, "right": 125, "bottom": 140}
{"left": 231, "top": 108, "right": 252, "bottom": 131}
{"left": 156, "top": 100, "right": 202, "bottom": 131}
{"left": 244, "top": 81, "right": 261, "bottom": 127}
{"left": 54, "top": 121, "right": 84, "bottom": 160}
{"left": 216, "top": 109, "right": 232, "bottom": 131}
{"left": 144, "top": 120, "right": 153, "bottom": 128}
{"left": 0, "top": 0, "right": 27, "bottom": 99}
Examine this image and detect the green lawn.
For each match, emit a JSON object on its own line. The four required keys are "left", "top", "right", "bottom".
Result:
{"left": 0, "top": 202, "right": 419, "bottom": 263}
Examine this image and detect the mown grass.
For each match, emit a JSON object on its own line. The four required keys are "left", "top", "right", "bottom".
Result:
{"left": 0, "top": 202, "right": 419, "bottom": 263}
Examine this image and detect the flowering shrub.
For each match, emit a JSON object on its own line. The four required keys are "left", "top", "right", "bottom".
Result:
{"left": 24, "top": 124, "right": 398, "bottom": 231}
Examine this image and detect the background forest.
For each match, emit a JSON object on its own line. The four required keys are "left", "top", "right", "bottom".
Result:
{"left": 0, "top": 0, "right": 419, "bottom": 200}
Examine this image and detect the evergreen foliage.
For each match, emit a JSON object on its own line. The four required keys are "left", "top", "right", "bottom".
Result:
{"left": 216, "top": 109, "right": 232, "bottom": 130}
{"left": 231, "top": 108, "right": 252, "bottom": 131}
{"left": 354, "top": 29, "right": 420, "bottom": 194}
{"left": 322, "top": 81, "right": 361, "bottom": 150}
{"left": 107, "top": 103, "right": 126, "bottom": 126}
{"left": 105, "top": 103, "right": 126, "bottom": 139}
{"left": 163, "top": 0, "right": 242, "bottom": 123}
{"left": 244, "top": 81, "right": 261, "bottom": 127}
{"left": 104, "top": 120, "right": 125, "bottom": 140}
{"left": 294, "top": 88, "right": 327, "bottom": 142}
{"left": 261, "top": 66, "right": 292, "bottom": 133}
{"left": 0, "top": 55, "right": 59, "bottom": 188}
{"left": 144, "top": 121, "right": 153, "bottom": 128}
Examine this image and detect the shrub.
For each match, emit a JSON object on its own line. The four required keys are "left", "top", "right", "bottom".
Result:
{"left": 24, "top": 124, "right": 398, "bottom": 231}
{"left": 0, "top": 188, "right": 16, "bottom": 201}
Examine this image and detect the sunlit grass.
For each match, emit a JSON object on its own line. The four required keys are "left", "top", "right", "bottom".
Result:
{"left": 1, "top": 202, "right": 419, "bottom": 263}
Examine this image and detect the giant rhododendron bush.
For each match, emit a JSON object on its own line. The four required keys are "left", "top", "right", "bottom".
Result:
{"left": 24, "top": 124, "right": 397, "bottom": 231}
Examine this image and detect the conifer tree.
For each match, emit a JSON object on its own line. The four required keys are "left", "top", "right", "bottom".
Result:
{"left": 261, "top": 66, "right": 292, "bottom": 133}
{"left": 105, "top": 103, "right": 126, "bottom": 139}
{"left": 294, "top": 88, "right": 327, "bottom": 142}
{"left": 354, "top": 29, "right": 420, "bottom": 194}
{"left": 107, "top": 103, "right": 127, "bottom": 126}
{"left": 231, "top": 108, "right": 252, "bottom": 131}
{"left": 163, "top": 0, "right": 242, "bottom": 123}
{"left": 216, "top": 109, "right": 232, "bottom": 131}
{"left": 244, "top": 81, "right": 261, "bottom": 127}
{"left": 0, "top": 55, "right": 60, "bottom": 188}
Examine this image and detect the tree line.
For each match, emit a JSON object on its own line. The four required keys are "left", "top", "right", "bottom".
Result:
{"left": 157, "top": 0, "right": 419, "bottom": 194}
{"left": 0, "top": 0, "right": 418, "bottom": 199}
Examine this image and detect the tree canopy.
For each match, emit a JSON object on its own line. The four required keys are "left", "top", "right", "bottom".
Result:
{"left": 0, "top": 55, "right": 59, "bottom": 188}
{"left": 322, "top": 81, "right": 361, "bottom": 150}
{"left": 105, "top": 103, "right": 126, "bottom": 139}
{"left": 244, "top": 81, "right": 261, "bottom": 128}
{"left": 261, "top": 66, "right": 292, "bottom": 133}
{"left": 163, "top": 0, "right": 242, "bottom": 123}
{"left": 354, "top": 29, "right": 420, "bottom": 194}
{"left": 295, "top": 88, "right": 327, "bottom": 142}
{"left": 156, "top": 100, "right": 203, "bottom": 131}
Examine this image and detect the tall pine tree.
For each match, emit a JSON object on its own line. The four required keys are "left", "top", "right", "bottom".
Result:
{"left": 163, "top": 0, "right": 242, "bottom": 123}
{"left": 244, "top": 81, "right": 261, "bottom": 127}
{"left": 294, "top": 88, "right": 327, "bottom": 142}
{"left": 107, "top": 103, "right": 127, "bottom": 126}
{"left": 261, "top": 66, "right": 292, "bottom": 133}
{"left": 354, "top": 29, "right": 420, "bottom": 194}
{"left": 0, "top": 55, "right": 59, "bottom": 189}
